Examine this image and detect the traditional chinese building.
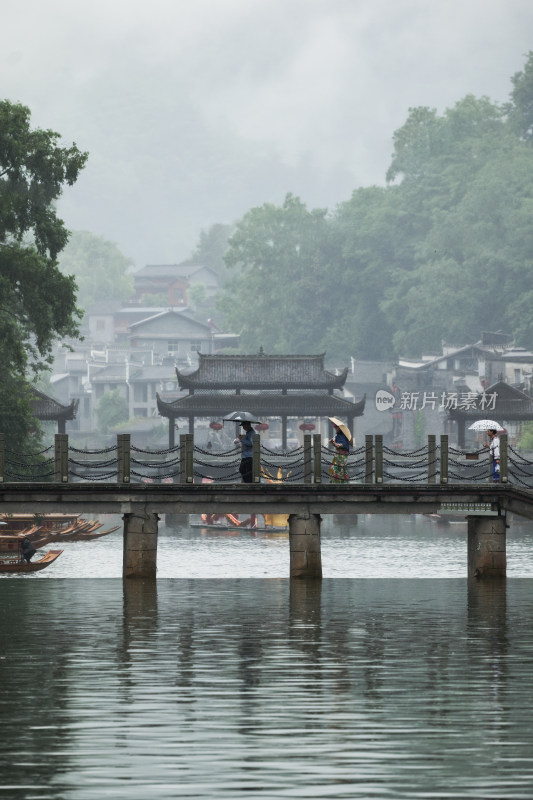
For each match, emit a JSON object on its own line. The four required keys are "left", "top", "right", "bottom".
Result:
{"left": 156, "top": 350, "right": 366, "bottom": 448}
{"left": 447, "top": 381, "right": 533, "bottom": 447}
{"left": 30, "top": 388, "right": 79, "bottom": 434}
{"left": 387, "top": 332, "right": 533, "bottom": 448}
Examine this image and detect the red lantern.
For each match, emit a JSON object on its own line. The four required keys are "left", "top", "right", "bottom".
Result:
{"left": 299, "top": 422, "right": 315, "bottom": 431}
{"left": 209, "top": 421, "right": 223, "bottom": 430}
{"left": 255, "top": 423, "right": 269, "bottom": 431}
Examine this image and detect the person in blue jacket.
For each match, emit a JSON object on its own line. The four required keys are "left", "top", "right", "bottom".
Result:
{"left": 237, "top": 420, "right": 254, "bottom": 483}
{"left": 328, "top": 417, "right": 352, "bottom": 483}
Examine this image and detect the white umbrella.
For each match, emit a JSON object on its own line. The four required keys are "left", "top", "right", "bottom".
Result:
{"left": 468, "top": 420, "right": 504, "bottom": 431}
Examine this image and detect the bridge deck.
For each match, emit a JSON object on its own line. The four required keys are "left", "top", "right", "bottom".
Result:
{"left": 1, "top": 483, "right": 533, "bottom": 519}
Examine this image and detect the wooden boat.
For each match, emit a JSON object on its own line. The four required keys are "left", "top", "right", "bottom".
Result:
{"left": 56, "top": 525, "right": 120, "bottom": 542}
{"left": 193, "top": 466, "right": 290, "bottom": 533}
{"left": 1, "top": 524, "right": 41, "bottom": 537}
{"left": 1, "top": 513, "right": 82, "bottom": 531}
{"left": 25, "top": 521, "right": 79, "bottom": 543}
{"left": 29, "top": 533, "right": 59, "bottom": 550}
{"left": 191, "top": 521, "right": 288, "bottom": 533}
{"left": 0, "top": 550, "right": 63, "bottom": 573}
{"left": 3, "top": 514, "right": 116, "bottom": 547}
{"left": 191, "top": 514, "right": 288, "bottom": 533}
{"left": 0, "top": 533, "right": 63, "bottom": 573}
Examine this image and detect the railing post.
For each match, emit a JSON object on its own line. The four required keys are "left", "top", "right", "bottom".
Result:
{"left": 312, "top": 434, "right": 322, "bottom": 483}
{"left": 179, "top": 434, "right": 187, "bottom": 484}
{"left": 252, "top": 433, "right": 261, "bottom": 483}
{"left": 185, "top": 433, "right": 194, "bottom": 483}
{"left": 374, "top": 435, "right": 383, "bottom": 484}
{"left": 117, "top": 433, "right": 131, "bottom": 483}
{"left": 303, "top": 434, "right": 312, "bottom": 483}
{"left": 365, "top": 435, "right": 373, "bottom": 484}
{"left": 500, "top": 433, "right": 508, "bottom": 484}
{"left": 428, "top": 435, "right": 436, "bottom": 484}
{"left": 440, "top": 434, "right": 448, "bottom": 484}
{"left": 0, "top": 434, "right": 4, "bottom": 482}
{"left": 54, "top": 434, "right": 69, "bottom": 483}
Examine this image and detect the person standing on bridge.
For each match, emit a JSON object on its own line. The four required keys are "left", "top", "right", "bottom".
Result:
{"left": 236, "top": 420, "right": 254, "bottom": 483}
{"left": 328, "top": 417, "right": 352, "bottom": 484}
{"left": 484, "top": 428, "right": 501, "bottom": 483}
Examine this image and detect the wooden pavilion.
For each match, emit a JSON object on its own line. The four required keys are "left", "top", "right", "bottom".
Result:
{"left": 156, "top": 351, "right": 365, "bottom": 448}
{"left": 30, "top": 388, "right": 79, "bottom": 434}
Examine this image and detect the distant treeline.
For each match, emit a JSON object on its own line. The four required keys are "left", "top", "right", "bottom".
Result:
{"left": 215, "top": 52, "right": 533, "bottom": 360}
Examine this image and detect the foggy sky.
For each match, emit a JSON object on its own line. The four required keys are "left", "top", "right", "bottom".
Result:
{"left": 2, "top": 0, "right": 532, "bottom": 268}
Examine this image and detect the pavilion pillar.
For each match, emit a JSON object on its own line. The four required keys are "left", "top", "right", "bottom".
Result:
{"left": 467, "top": 515, "right": 506, "bottom": 579}
{"left": 289, "top": 512, "right": 322, "bottom": 578}
{"left": 458, "top": 418, "right": 466, "bottom": 448}
{"left": 169, "top": 417, "right": 175, "bottom": 449}
{"left": 282, "top": 416, "right": 287, "bottom": 450}
{"left": 123, "top": 510, "right": 159, "bottom": 579}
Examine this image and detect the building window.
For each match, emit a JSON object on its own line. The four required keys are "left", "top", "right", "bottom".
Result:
{"left": 134, "top": 384, "right": 148, "bottom": 402}
{"left": 190, "top": 341, "right": 202, "bottom": 352}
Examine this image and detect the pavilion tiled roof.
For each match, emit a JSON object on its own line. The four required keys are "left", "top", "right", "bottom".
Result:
{"left": 30, "top": 389, "right": 79, "bottom": 421}
{"left": 176, "top": 352, "right": 348, "bottom": 390}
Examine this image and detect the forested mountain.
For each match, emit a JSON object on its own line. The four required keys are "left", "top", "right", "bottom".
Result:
{"left": 217, "top": 52, "right": 533, "bottom": 359}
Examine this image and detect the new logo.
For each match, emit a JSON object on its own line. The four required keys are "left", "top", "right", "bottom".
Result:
{"left": 375, "top": 389, "right": 395, "bottom": 412}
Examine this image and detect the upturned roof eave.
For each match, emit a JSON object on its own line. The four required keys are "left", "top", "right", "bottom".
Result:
{"left": 156, "top": 391, "right": 365, "bottom": 418}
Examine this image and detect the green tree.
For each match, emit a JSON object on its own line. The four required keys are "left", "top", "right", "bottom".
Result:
{"left": 58, "top": 230, "right": 134, "bottom": 312}
{"left": 517, "top": 421, "right": 533, "bottom": 452}
{"left": 188, "top": 223, "right": 234, "bottom": 279}
{"left": 330, "top": 185, "right": 405, "bottom": 359}
{"left": 0, "top": 100, "right": 87, "bottom": 451}
{"left": 218, "top": 194, "right": 333, "bottom": 353}
{"left": 211, "top": 53, "right": 533, "bottom": 362}
{"left": 96, "top": 390, "right": 129, "bottom": 434}
{"left": 507, "top": 50, "right": 533, "bottom": 141}
{"left": 188, "top": 282, "right": 207, "bottom": 309}
{"left": 380, "top": 83, "right": 533, "bottom": 356}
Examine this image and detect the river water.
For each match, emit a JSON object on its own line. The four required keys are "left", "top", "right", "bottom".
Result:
{"left": 1, "top": 514, "right": 533, "bottom": 799}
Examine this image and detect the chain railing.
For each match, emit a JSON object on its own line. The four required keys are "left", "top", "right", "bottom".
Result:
{"left": 0, "top": 432, "right": 530, "bottom": 487}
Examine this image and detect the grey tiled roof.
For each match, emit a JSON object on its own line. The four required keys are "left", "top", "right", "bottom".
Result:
{"left": 156, "top": 392, "right": 365, "bottom": 419}
{"left": 177, "top": 353, "right": 348, "bottom": 390}
{"left": 30, "top": 389, "right": 78, "bottom": 421}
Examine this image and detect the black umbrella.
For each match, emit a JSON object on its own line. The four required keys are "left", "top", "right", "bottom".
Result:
{"left": 222, "top": 410, "right": 263, "bottom": 424}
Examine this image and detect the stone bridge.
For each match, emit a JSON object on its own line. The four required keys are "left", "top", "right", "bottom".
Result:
{"left": 1, "top": 481, "right": 533, "bottom": 581}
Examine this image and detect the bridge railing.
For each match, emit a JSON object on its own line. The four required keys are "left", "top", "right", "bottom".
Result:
{"left": 1, "top": 432, "right": 532, "bottom": 487}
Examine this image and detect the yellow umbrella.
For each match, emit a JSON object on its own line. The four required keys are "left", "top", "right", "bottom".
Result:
{"left": 328, "top": 417, "right": 353, "bottom": 443}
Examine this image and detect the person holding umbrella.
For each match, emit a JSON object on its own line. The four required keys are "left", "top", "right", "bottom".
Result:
{"left": 468, "top": 420, "right": 504, "bottom": 484}
{"left": 484, "top": 428, "right": 501, "bottom": 483}
{"left": 223, "top": 411, "right": 263, "bottom": 483}
{"left": 236, "top": 420, "right": 255, "bottom": 483}
{"left": 328, "top": 417, "right": 352, "bottom": 484}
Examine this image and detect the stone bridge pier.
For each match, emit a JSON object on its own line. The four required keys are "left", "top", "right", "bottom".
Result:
{"left": 467, "top": 515, "right": 506, "bottom": 578}
{"left": 288, "top": 512, "right": 322, "bottom": 578}
{"left": 123, "top": 510, "right": 159, "bottom": 579}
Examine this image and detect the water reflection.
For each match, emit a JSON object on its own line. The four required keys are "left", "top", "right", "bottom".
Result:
{"left": 1, "top": 574, "right": 533, "bottom": 798}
